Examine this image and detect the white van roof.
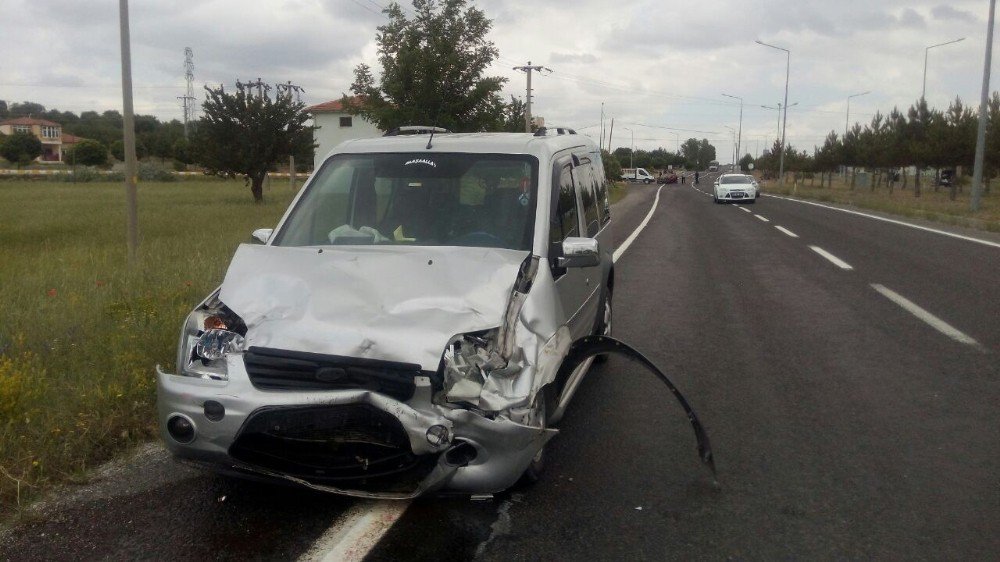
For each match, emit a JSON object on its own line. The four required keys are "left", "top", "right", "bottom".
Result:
{"left": 330, "top": 132, "right": 598, "bottom": 162}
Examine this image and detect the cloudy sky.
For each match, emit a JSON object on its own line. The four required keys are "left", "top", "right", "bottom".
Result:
{"left": 1, "top": 0, "right": 995, "bottom": 160}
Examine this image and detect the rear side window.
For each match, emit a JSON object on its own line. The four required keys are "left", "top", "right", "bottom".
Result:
{"left": 575, "top": 158, "right": 600, "bottom": 237}
{"left": 550, "top": 164, "right": 580, "bottom": 243}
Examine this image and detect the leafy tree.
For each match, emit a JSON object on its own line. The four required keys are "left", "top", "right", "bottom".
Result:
{"left": 69, "top": 139, "right": 109, "bottom": 167}
{"left": 110, "top": 139, "right": 148, "bottom": 161}
{"left": 601, "top": 149, "right": 622, "bottom": 181}
{"left": 0, "top": 100, "right": 7, "bottom": 119}
{"left": 985, "top": 92, "right": 1000, "bottom": 193}
{"left": 8, "top": 101, "right": 46, "bottom": 117}
{"left": 194, "top": 82, "right": 314, "bottom": 202}
{"left": 348, "top": 0, "right": 507, "bottom": 132}
{"left": 499, "top": 96, "right": 529, "bottom": 132}
{"left": 172, "top": 138, "right": 192, "bottom": 164}
{"left": 0, "top": 131, "right": 42, "bottom": 167}
{"left": 612, "top": 146, "right": 633, "bottom": 168}
{"left": 738, "top": 153, "right": 754, "bottom": 172}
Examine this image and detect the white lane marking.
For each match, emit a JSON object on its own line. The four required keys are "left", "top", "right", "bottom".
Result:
{"left": 613, "top": 184, "right": 664, "bottom": 263}
{"left": 299, "top": 500, "right": 409, "bottom": 562}
{"left": 808, "top": 245, "right": 853, "bottom": 270}
{"left": 774, "top": 226, "right": 799, "bottom": 238}
{"left": 764, "top": 193, "right": 1000, "bottom": 249}
{"left": 871, "top": 284, "right": 979, "bottom": 346}
{"left": 754, "top": 214, "right": 770, "bottom": 222}
{"left": 738, "top": 207, "right": 751, "bottom": 213}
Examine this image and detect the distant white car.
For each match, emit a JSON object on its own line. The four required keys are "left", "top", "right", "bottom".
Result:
{"left": 713, "top": 174, "right": 757, "bottom": 204}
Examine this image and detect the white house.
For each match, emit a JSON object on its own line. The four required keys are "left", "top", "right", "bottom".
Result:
{"left": 306, "top": 97, "right": 382, "bottom": 170}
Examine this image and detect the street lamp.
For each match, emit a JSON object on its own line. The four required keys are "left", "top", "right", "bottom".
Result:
{"left": 723, "top": 125, "right": 736, "bottom": 168}
{"left": 971, "top": 0, "right": 996, "bottom": 211}
{"left": 722, "top": 93, "right": 743, "bottom": 170}
{"left": 845, "top": 91, "right": 871, "bottom": 138}
{"left": 756, "top": 40, "right": 791, "bottom": 185}
{"left": 922, "top": 37, "right": 965, "bottom": 102}
{"left": 622, "top": 127, "right": 634, "bottom": 169}
{"left": 761, "top": 102, "right": 798, "bottom": 146}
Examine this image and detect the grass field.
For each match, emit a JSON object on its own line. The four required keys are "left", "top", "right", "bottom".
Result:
{"left": 764, "top": 174, "right": 1000, "bottom": 233}
{"left": 0, "top": 179, "right": 298, "bottom": 516}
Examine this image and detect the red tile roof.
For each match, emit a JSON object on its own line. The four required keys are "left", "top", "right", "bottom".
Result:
{"left": 306, "top": 96, "right": 364, "bottom": 113}
{"left": 1, "top": 116, "right": 60, "bottom": 127}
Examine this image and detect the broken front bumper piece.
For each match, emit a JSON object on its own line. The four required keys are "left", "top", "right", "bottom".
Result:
{"left": 156, "top": 362, "right": 556, "bottom": 499}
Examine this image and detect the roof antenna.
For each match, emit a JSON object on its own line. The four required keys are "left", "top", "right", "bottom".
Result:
{"left": 427, "top": 105, "right": 441, "bottom": 150}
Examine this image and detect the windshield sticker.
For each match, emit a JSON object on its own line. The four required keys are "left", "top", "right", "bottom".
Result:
{"left": 404, "top": 158, "right": 437, "bottom": 168}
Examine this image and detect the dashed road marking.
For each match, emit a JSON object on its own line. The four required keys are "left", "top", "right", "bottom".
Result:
{"left": 754, "top": 214, "right": 770, "bottom": 222}
{"left": 774, "top": 226, "right": 799, "bottom": 238}
{"left": 808, "top": 245, "right": 853, "bottom": 270}
{"left": 871, "top": 284, "right": 979, "bottom": 346}
{"left": 764, "top": 193, "right": 1000, "bottom": 249}
{"left": 738, "top": 207, "right": 751, "bottom": 213}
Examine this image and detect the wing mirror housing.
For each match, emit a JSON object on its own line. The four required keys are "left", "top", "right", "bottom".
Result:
{"left": 558, "top": 237, "right": 600, "bottom": 268}
{"left": 251, "top": 228, "right": 273, "bottom": 244}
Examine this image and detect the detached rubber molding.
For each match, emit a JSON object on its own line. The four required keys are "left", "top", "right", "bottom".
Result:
{"left": 555, "top": 335, "right": 716, "bottom": 478}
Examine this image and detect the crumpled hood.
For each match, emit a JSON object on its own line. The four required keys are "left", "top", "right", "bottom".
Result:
{"left": 219, "top": 244, "right": 528, "bottom": 370}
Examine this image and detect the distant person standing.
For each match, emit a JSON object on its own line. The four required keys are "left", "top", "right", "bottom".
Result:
{"left": 694, "top": 171, "right": 700, "bottom": 185}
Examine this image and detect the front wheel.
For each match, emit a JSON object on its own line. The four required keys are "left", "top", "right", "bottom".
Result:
{"left": 593, "top": 293, "right": 612, "bottom": 363}
{"left": 644, "top": 178, "right": 652, "bottom": 184}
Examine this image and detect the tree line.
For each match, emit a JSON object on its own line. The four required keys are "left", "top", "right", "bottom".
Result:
{"left": 752, "top": 94, "right": 1000, "bottom": 200}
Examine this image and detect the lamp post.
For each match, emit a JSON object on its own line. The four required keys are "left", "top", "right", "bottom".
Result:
{"left": 622, "top": 127, "right": 634, "bottom": 169}
{"left": 761, "top": 102, "right": 797, "bottom": 148}
{"left": 756, "top": 40, "right": 791, "bottom": 185}
{"left": 722, "top": 93, "right": 743, "bottom": 170}
{"left": 845, "top": 91, "right": 871, "bottom": 138}
{"left": 922, "top": 37, "right": 965, "bottom": 102}
{"left": 724, "top": 125, "right": 736, "bottom": 168}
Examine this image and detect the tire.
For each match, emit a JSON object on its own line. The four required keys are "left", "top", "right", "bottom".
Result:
{"left": 644, "top": 179, "right": 651, "bottom": 184}
{"left": 748, "top": 197, "right": 756, "bottom": 204}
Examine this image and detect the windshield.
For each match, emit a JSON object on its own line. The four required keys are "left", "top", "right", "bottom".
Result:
{"left": 721, "top": 176, "right": 752, "bottom": 185}
{"left": 274, "top": 153, "right": 538, "bottom": 250}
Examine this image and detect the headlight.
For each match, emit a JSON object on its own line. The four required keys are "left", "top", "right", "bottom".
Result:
{"left": 177, "top": 297, "right": 247, "bottom": 380}
{"left": 439, "top": 329, "right": 519, "bottom": 407}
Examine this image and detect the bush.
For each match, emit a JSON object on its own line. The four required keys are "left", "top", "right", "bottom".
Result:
{"left": 0, "top": 132, "right": 42, "bottom": 167}
{"left": 69, "top": 139, "right": 110, "bottom": 167}
{"left": 137, "top": 162, "right": 176, "bottom": 182}
{"left": 59, "top": 167, "right": 123, "bottom": 183}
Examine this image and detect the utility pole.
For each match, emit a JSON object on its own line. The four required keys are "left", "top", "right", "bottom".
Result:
{"left": 607, "top": 118, "right": 614, "bottom": 154}
{"left": 118, "top": 0, "right": 139, "bottom": 265}
{"left": 276, "top": 81, "right": 305, "bottom": 190}
{"left": 972, "top": 0, "right": 996, "bottom": 211}
{"left": 513, "top": 61, "right": 549, "bottom": 132}
{"left": 600, "top": 102, "right": 605, "bottom": 152}
{"left": 178, "top": 47, "right": 195, "bottom": 140}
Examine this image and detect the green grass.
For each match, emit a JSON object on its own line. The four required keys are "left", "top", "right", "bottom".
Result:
{"left": 609, "top": 181, "right": 628, "bottom": 205}
{"left": 765, "top": 175, "right": 1000, "bottom": 233}
{"left": 0, "top": 179, "right": 297, "bottom": 516}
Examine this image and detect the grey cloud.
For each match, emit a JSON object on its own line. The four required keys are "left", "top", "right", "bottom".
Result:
{"left": 550, "top": 52, "right": 598, "bottom": 64}
{"left": 931, "top": 5, "right": 978, "bottom": 24}
{"left": 897, "top": 8, "right": 927, "bottom": 29}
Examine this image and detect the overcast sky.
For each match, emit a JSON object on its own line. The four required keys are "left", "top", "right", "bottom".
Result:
{"left": 1, "top": 0, "right": 996, "bottom": 160}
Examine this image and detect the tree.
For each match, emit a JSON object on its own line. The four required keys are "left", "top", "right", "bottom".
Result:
{"left": 69, "top": 139, "right": 109, "bottom": 167}
{"left": 601, "top": 149, "right": 622, "bottom": 181}
{"left": 499, "top": 96, "right": 529, "bottom": 132}
{"left": 348, "top": 0, "right": 507, "bottom": 132}
{"left": 0, "top": 131, "right": 42, "bottom": 167}
{"left": 194, "top": 82, "right": 314, "bottom": 202}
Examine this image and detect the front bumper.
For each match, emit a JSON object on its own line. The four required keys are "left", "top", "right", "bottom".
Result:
{"left": 716, "top": 189, "right": 755, "bottom": 201}
{"left": 156, "top": 358, "right": 556, "bottom": 499}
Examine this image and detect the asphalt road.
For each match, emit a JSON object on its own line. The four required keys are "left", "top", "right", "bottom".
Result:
{"left": 2, "top": 175, "right": 997, "bottom": 560}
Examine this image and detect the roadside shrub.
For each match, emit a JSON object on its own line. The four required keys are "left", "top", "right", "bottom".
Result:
{"left": 137, "top": 162, "right": 176, "bottom": 182}
{"left": 59, "top": 167, "right": 123, "bottom": 183}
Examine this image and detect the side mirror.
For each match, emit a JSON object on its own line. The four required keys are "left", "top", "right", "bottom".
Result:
{"left": 251, "top": 228, "right": 273, "bottom": 244}
{"left": 558, "top": 237, "right": 600, "bottom": 268}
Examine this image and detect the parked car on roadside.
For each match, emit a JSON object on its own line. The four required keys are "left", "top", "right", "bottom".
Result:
{"left": 713, "top": 173, "right": 757, "bottom": 204}
{"left": 157, "top": 127, "right": 616, "bottom": 498}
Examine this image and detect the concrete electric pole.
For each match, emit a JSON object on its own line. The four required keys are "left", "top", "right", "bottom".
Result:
{"left": 971, "top": 0, "right": 996, "bottom": 212}
{"left": 513, "top": 62, "right": 549, "bottom": 132}
{"left": 118, "top": 0, "right": 139, "bottom": 265}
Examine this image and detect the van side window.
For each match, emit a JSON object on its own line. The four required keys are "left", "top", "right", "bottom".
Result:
{"left": 550, "top": 164, "right": 579, "bottom": 244}
{"left": 575, "top": 158, "right": 600, "bottom": 237}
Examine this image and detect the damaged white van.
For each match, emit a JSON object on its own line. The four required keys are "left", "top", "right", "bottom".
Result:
{"left": 156, "top": 128, "right": 616, "bottom": 498}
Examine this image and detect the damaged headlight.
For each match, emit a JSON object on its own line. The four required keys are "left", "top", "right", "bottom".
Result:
{"left": 440, "top": 330, "right": 521, "bottom": 407}
{"left": 177, "top": 294, "right": 247, "bottom": 380}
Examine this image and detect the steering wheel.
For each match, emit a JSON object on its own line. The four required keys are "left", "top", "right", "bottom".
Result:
{"left": 451, "top": 231, "right": 505, "bottom": 247}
